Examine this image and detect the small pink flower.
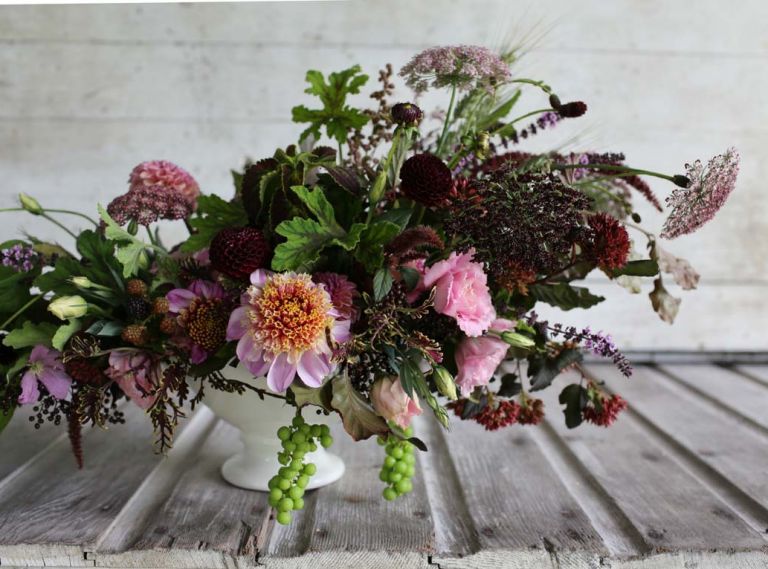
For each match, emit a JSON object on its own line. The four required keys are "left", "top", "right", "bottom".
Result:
{"left": 105, "top": 350, "right": 157, "bottom": 410}
{"left": 18, "top": 345, "right": 72, "bottom": 404}
{"left": 129, "top": 160, "right": 200, "bottom": 210}
{"left": 370, "top": 377, "right": 422, "bottom": 429}
{"left": 454, "top": 318, "right": 514, "bottom": 392}
{"left": 422, "top": 249, "right": 495, "bottom": 336}
{"left": 312, "top": 272, "right": 359, "bottom": 321}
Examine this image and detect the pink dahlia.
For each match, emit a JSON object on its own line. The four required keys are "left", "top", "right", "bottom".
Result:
{"left": 18, "top": 345, "right": 72, "bottom": 404}
{"left": 167, "top": 280, "right": 230, "bottom": 364}
{"left": 227, "top": 270, "right": 351, "bottom": 393}
{"left": 422, "top": 249, "right": 495, "bottom": 336}
{"left": 661, "top": 148, "right": 739, "bottom": 239}
{"left": 129, "top": 160, "right": 200, "bottom": 210}
{"left": 105, "top": 350, "right": 157, "bottom": 410}
{"left": 312, "top": 272, "right": 359, "bottom": 320}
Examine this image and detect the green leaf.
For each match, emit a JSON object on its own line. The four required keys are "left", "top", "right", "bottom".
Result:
{"left": 608, "top": 259, "right": 659, "bottom": 278}
{"left": 181, "top": 195, "right": 248, "bottom": 253}
{"left": 529, "top": 283, "right": 605, "bottom": 311}
{"left": 372, "top": 268, "right": 393, "bottom": 302}
{"left": 272, "top": 217, "right": 330, "bottom": 272}
{"left": 290, "top": 185, "right": 345, "bottom": 237}
{"left": 330, "top": 372, "right": 389, "bottom": 441}
{"left": 399, "top": 266, "right": 421, "bottom": 292}
{"left": 528, "top": 348, "right": 584, "bottom": 391}
{"left": 376, "top": 208, "right": 413, "bottom": 230}
{"left": 559, "top": 384, "right": 588, "bottom": 429}
{"left": 3, "top": 321, "right": 57, "bottom": 349}
{"left": 290, "top": 382, "right": 334, "bottom": 412}
{"left": 114, "top": 243, "right": 149, "bottom": 278}
{"left": 86, "top": 319, "right": 124, "bottom": 337}
{"left": 52, "top": 319, "right": 81, "bottom": 351}
{"left": 0, "top": 406, "right": 15, "bottom": 436}
{"left": 497, "top": 373, "right": 522, "bottom": 397}
{"left": 477, "top": 89, "right": 521, "bottom": 130}
{"left": 355, "top": 221, "right": 400, "bottom": 273}
{"left": 398, "top": 356, "right": 426, "bottom": 400}
{"left": 0, "top": 267, "right": 34, "bottom": 315}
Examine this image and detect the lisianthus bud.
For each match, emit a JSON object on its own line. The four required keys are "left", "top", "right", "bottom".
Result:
{"left": 500, "top": 331, "right": 535, "bottom": 349}
{"left": 19, "top": 193, "right": 43, "bottom": 215}
{"left": 433, "top": 366, "right": 457, "bottom": 400}
{"left": 391, "top": 102, "right": 423, "bottom": 127}
{"left": 70, "top": 277, "right": 94, "bottom": 289}
{"left": 48, "top": 295, "right": 88, "bottom": 320}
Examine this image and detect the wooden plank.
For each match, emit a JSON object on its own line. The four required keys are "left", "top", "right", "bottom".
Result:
{"left": 658, "top": 364, "right": 768, "bottom": 431}
{"left": 0, "top": 402, "right": 181, "bottom": 564}
{"left": 735, "top": 365, "right": 768, "bottom": 387}
{"left": 585, "top": 365, "right": 768, "bottom": 521}
{"left": 536, "top": 370, "right": 767, "bottom": 553}
{"left": 0, "top": 406, "right": 67, "bottom": 482}
{"left": 263, "top": 421, "right": 434, "bottom": 569}
{"left": 430, "top": 415, "right": 609, "bottom": 568}
{"left": 96, "top": 416, "right": 268, "bottom": 569}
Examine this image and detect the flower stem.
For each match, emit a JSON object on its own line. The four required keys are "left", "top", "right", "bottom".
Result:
{"left": 436, "top": 84, "right": 457, "bottom": 157}
{"left": 41, "top": 213, "right": 79, "bottom": 240}
{"left": 0, "top": 293, "right": 44, "bottom": 330}
{"left": 508, "top": 78, "right": 552, "bottom": 94}
{"left": 506, "top": 107, "right": 555, "bottom": 127}
{"left": 553, "top": 162, "right": 677, "bottom": 184}
{"left": 44, "top": 209, "right": 98, "bottom": 227}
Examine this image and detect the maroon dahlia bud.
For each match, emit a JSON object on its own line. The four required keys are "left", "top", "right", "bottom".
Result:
{"left": 557, "top": 101, "right": 588, "bottom": 118}
{"left": 587, "top": 213, "right": 631, "bottom": 270}
{"left": 399, "top": 153, "right": 453, "bottom": 207}
{"left": 391, "top": 102, "right": 423, "bottom": 127}
{"left": 209, "top": 227, "right": 271, "bottom": 280}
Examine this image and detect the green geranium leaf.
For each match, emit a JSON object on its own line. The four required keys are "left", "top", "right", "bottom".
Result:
{"left": 528, "top": 348, "right": 584, "bottom": 392}
{"left": 52, "top": 319, "right": 81, "bottom": 351}
{"left": 114, "top": 242, "right": 150, "bottom": 278}
{"left": 272, "top": 217, "right": 330, "bottom": 272}
{"left": 290, "top": 185, "right": 345, "bottom": 237}
{"left": 376, "top": 208, "right": 413, "bottom": 230}
{"left": 181, "top": 195, "right": 248, "bottom": 253}
{"left": 0, "top": 267, "right": 34, "bottom": 315}
{"left": 330, "top": 372, "right": 389, "bottom": 441}
{"left": 355, "top": 221, "right": 400, "bottom": 273}
{"left": 529, "top": 283, "right": 605, "bottom": 311}
{"left": 4, "top": 321, "right": 57, "bottom": 349}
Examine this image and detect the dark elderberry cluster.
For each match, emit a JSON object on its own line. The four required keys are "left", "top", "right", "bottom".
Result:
{"left": 29, "top": 392, "right": 70, "bottom": 429}
{"left": 445, "top": 168, "right": 591, "bottom": 280}
{"left": 348, "top": 351, "right": 392, "bottom": 397}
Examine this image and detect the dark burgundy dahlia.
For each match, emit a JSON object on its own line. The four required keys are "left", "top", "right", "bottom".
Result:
{"left": 399, "top": 153, "right": 453, "bottom": 207}
{"left": 209, "top": 227, "right": 271, "bottom": 280}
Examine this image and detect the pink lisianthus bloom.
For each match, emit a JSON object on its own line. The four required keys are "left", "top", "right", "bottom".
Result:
{"left": 422, "top": 249, "right": 495, "bottom": 336}
{"left": 18, "top": 345, "right": 72, "bottom": 404}
{"left": 454, "top": 318, "right": 514, "bottom": 393}
{"left": 226, "top": 270, "right": 351, "bottom": 393}
{"left": 129, "top": 160, "right": 200, "bottom": 210}
{"left": 167, "top": 280, "right": 229, "bottom": 364}
{"left": 370, "top": 377, "right": 423, "bottom": 429}
{"left": 105, "top": 350, "right": 157, "bottom": 410}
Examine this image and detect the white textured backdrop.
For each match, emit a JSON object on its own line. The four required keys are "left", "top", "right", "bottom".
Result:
{"left": 0, "top": 0, "right": 765, "bottom": 351}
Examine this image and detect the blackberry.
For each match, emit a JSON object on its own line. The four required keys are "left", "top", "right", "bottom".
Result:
{"left": 126, "top": 297, "right": 151, "bottom": 321}
{"left": 349, "top": 351, "right": 392, "bottom": 398}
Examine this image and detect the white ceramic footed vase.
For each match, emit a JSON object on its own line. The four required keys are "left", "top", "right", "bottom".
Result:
{"left": 202, "top": 364, "right": 345, "bottom": 491}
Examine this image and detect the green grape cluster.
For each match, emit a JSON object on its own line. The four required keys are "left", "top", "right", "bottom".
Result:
{"left": 377, "top": 428, "right": 417, "bottom": 501}
{"left": 268, "top": 414, "right": 333, "bottom": 525}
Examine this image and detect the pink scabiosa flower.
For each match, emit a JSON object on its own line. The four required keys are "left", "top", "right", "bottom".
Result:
{"left": 227, "top": 270, "right": 351, "bottom": 393}
{"left": 167, "top": 280, "right": 230, "bottom": 364}
{"left": 312, "top": 272, "right": 359, "bottom": 321}
{"left": 399, "top": 45, "right": 511, "bottom": 93}
{"left": 661, "top": 148, "right": 739, "bottom": 239}
{"left": 454, "top": 318, "right": 513, "bottom": 392}
{"left": 129, "top": 160, "right": 200, "bottom": 210}
{"left": 422, "top": 249, "right": 495, "bottom": 336}
{"left": 370, "top": 377, "right": 422, "bottom": 429}
{"left": 18, "top": 345, "right": 72, "bottom": 404}
{"left": 105, "top": 350, "right": 157, "bottom": 410}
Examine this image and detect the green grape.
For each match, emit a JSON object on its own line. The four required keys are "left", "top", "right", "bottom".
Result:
{"left": 278, "top": 453, "right": 290, "bottom": 466}
{"left": 268, "top": 494, "right": 281, "bottom": 508}
{"left": 278, "top": 497, "right": 294, "bottom": 512}
{"left": 308, "top": 442, "right": 318, "bottom": 452}
{"left": 282, "top": 441, "right": 297, "bottom": 453}
{"left": 383, "top": 487, "right": 397, "bottom": 501}
{"left": 278, "top": 467, "right": 292, "bottom": 479}
{"left": 404, "top": 453, "right": 416, "bottom": 465}
{"left": 296, "top": 474, "right": 309, "bottom": 488}
{"left": 376, "top": 436, "right": 387, "bottom": 446}
{"left": 303, "top": 463, "right": 317, "bottom": 476}
{"left": 297, "top": 441, "right": 311, "bottom": 453}
{"left": 276, "top": 511, "right": 292, "bottom": 525}
{"left": 292, "top": 432, "right": 306, "bottom": 445}
{"left": 278, "top": 478, "right": 291, "bottom": 491}
{"left": 390, "top": 446, "right": 404, "bottom": 460}
{"left": 388, "top": 471, "right": 403, "bottom": 483}
{"left": 299, "top": 423, "right": 311, "bottom": 435}
{"left": 405, "top": 465, "right": 415, "bottom": 478}
{"left": 293, "top": 497, "right": 305, "bottom": 510}
{"left": 310, "top": 424, "right": 322, "bottom": 438}
{"left": 384, "top": 455, "right": 396, "bottom": 468}
{"left": 320, "top": 425, "right": 330, "bottom": 437}
{"left": 292, "top": 415, "right": 305, "bottom": 428}
{"left": 396, "top": 479, "right": 413, "bottom": 494}
{"left": 320, "top": 435, "right": 333, "bottom": 448}
{"left": 268, "top": 476, "right": 280, "bottom": 490}
{"left": 379, "top": 469, "right": 389, "bottom": 482}
{"left": 394, "top": 461, "right": 408, "bottom": 474}
{"left": 269, "top": 488, "right": 283, "bottom": 502}
{"left": 288, "top": 486, "right": 304, "bottom": 500}
{"left": 277, "top": 426, "right": 292, "bottom": 441}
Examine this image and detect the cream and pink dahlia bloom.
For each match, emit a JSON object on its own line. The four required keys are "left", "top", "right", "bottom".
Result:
{"left": 227, "top": 270, "right": 351, "bottom": 393}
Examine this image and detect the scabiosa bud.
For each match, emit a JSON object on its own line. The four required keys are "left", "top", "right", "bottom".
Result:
{"left": 129, "top": 161, "right": 200, "bottom": 210}
{"left": 557, "top": 101, "right": 588, "bottom": 118}
{"left": 209, "top": 227, "right": 271, "bottom": 281}
{"left": 121, "top": 324, "right": 149, "bottom": 346}
{"left": 126, "top": 279, "right": 148, "bottom": 297}
{"left": 587, "top": 213, "right": 631, "bottom": 271}
{"left": 399, "top": 153, "right": 453, "bottom": 207}
{"left": 391, "top": 102, "right": 423, "bottom": 127}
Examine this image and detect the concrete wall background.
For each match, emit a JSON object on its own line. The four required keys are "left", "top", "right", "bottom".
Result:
{"left": 0, "top": 0, "right": 765, "bottom": 350}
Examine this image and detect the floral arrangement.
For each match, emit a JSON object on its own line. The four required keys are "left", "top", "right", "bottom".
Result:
{"left": 0, "top": 45, "right": 738, "bottom": 525}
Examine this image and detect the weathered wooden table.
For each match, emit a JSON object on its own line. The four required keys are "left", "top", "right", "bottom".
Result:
{"left": 1, "top": 364, "right": 767, "bottom": 569}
